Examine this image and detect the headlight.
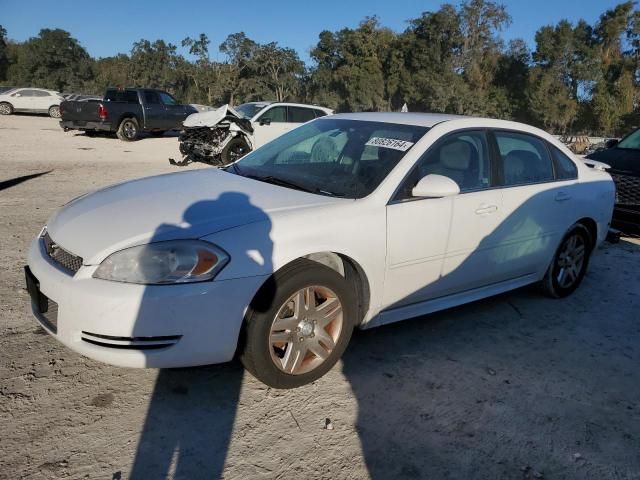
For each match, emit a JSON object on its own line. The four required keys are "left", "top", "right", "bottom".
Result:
{"left": 93, "top": 240, "right": 229, "bottom": 284}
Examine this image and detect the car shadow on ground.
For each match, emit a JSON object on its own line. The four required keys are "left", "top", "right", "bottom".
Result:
{"left": 128, "top": 183, "right": 638, "bottom": 479}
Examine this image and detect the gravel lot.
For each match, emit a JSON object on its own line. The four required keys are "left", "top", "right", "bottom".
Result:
{"left": 1, "top": 114, "right": 639, "bottom": 480}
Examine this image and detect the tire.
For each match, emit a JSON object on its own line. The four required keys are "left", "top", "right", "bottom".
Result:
{"left": 116, "top": 117, "right": 140, "bottom": 141}
{"left": 221, "top": 137, "right": 251, "bottom": 165}
{"left": 541, "top": 223, "right": 593, "bottom": 298}
{"left": 0, "top": 102, "right": 13, "bottom": 115}
{"left": 48, "top": 105, "right": 61, "bottom": 118}
{"left": 240, "top": 259, "right": 356, "bottom": 389}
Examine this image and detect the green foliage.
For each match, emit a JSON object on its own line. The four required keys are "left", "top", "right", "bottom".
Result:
{"left": 6, "top": 29, "right": 93, "bottom": 92}
{"left": 0, "top": 25, "right": 8, "bottom": 82}
{"left": 2, "top": 2, "right": 640, "bottom": 135}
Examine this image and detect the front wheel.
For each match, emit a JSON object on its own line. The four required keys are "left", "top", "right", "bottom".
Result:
{"left": 240, "top": 259, "right": 356, "bottom": 389}
{"left": 0, "top": 102, "right": 13, "bottom": 115}
{"left": 48, "top": 105, "right": 61, "bottom": 118}
{"left": 116, "top": 118, "right": 139, "bottom": 141}
{"left": 221, "top": 137, "right": 251, "bottom": 165}
{"left": 541, "top": 224, "right": 593, "bottom": 298}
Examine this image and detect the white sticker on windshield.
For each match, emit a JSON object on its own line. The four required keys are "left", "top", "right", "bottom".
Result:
{"left": 365, "top": 137, "right": 414, "bottom": 151}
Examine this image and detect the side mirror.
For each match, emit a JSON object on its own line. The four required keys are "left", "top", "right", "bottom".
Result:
{"left": 412, "top": 174, "right": 460, "bottom": 198}
{"left": 259, "top": 118, "right": 271, "bottom": 126}
{"left": 605, "top": 138, "right": 619, "bottom": 149}
{"left": 13, "top": 93, "right": 21, "bottom": 97}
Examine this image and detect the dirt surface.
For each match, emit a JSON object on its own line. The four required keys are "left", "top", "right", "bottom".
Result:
{"left": 1, "top": 114, "right": 639, "bottom": 480}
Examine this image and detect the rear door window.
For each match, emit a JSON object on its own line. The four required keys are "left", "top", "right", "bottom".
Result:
{"left": 288, "top": 107, "right": 316, "bottom": 123}
{"left": 495, "top": 131, "right": 554, "bottom": 186}
{"left": 144, "top": 90, "right": 161, "bottom": 104}
{"left": 105, "top": 90, "right": 139, "bottom": 103}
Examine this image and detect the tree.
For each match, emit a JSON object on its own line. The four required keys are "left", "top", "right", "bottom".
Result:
{"left": 6, "top": 28, "right": 93, "bottom": 91}
{"left": 128, "top": 39, "right": 188, "bottom": 96}
{"left": 250, "top": 43, "right": 305, "bottom": 101}
{"left": 0, "top": 25, "right": 8, "bottom": 82}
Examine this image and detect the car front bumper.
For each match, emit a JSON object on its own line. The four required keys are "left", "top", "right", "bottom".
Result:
{"left": 27, "top": 235, "right": 268, "bottom": 368}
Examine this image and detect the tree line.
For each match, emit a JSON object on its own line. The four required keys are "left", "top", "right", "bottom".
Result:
{"left": 0, "top": 0, "right": 639, "bottom": 136}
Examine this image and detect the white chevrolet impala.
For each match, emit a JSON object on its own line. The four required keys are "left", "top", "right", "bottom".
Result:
{"left": 26, "top": 113, "right": 615, "bottom": 388}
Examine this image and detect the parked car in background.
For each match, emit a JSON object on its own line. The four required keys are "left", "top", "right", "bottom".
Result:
{"left": 177, "top": 101, "right": 333, "bottom": 165}
{"left": 59, "top": 88, "right": 197, "bottom": 141}
{"left": 586, "top": 129, "right": 640, "bottom": 231}
{"left": 0, "top": 86, "right": 17, "bottom": 94}
{"left": 26, "top": 113, "right": 614, "bottom": 388}
{"left": 0, "top": 88, "right": 64, "bottom": 118}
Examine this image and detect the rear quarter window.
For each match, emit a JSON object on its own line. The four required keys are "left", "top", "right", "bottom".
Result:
{"left": 549, "top": 145, "right": 578, "bottom": 180}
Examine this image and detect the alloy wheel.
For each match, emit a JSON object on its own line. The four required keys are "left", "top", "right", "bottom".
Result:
{"left": 0, "top": 104, "right": 11, "bottom": 115}
{"left": 555, "top": 233, "right": 586, "bottom": 289}
{"left": 269, "top": 285, "right": 343, "bottom": 375}
{"left": 123, "top": 120, "right": 136, "bottom": 139}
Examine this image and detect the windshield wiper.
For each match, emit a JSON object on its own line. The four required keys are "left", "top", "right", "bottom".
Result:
{"left": 246, "top": 174, "right": 316, "bottom": 193}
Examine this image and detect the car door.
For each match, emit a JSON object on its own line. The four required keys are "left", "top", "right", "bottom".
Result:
{"left": 9, "top": 89, "right": 34, "bottom": 110}
{"left": 142, "top": 90, "right": 166, "bottom": 129}
{"left": 31, "top": 90, "right": 52, "bottom": 111}
{"left": 489, "top": 130, "right": 569, "bottom": 280}
{"left": 384, "top": 130, "right": 498, "bottom": 307}
{"left": 426, "top": 131, "right": 505, "bottom": 296}
{"left": 252, "top": 106, "right": 291, "bottom": 148}
{"left": 158, "top": 91, "right": 189, "bottom": 129}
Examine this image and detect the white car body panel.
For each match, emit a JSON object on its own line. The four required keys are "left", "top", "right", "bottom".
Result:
{"left": 182, "top": 102, "right": 334, "bottom": 150}
{"left": 0, "top": 88, "right": 63, "bottom": 113}
{"left": 27, "top": 113, "right": 615, "bottom": 368}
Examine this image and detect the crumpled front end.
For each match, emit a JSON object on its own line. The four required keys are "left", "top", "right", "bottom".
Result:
{"left": 173, "top": 104, "right": 253, "bottom": 167}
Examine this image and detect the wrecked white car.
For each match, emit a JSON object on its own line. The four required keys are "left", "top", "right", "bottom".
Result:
{"left": 175, "top": 102, "right": 333, "bottom": 166}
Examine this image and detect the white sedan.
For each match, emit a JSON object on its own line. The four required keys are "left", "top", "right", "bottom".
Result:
{"left": 26, "top": 113, "right": 615, "bottom": 388}
{"left": 0, "top": 88, "right": 64, "bottom": 117}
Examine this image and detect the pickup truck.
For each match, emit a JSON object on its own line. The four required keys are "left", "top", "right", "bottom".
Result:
{"left": 59, "top": 88, "right": 197, "bottom": 141}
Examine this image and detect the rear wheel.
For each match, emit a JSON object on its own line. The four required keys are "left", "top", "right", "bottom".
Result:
{"left": 0, "top": 102, "right": 13, "bottom": 115}
{"left": 541, "top": 224, "right": 592, "bottom": 298}
{"left": 116, "top": 117, "right": 139, "bottom": 141}
{"left": 48, "top": 105, "right": 61, "bottom": 118}
{"left": 221, "top": 137, "right": 251, "bottom": 165}
{"left": 240, "top": 259, "right": 356, "bottom": 389}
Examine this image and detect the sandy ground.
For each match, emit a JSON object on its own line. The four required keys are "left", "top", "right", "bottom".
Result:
{"left": 0, "top": 114, "right": 639, "bottom": 480}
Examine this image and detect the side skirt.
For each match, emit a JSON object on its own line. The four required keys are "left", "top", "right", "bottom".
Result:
{"left": 363, "top": 273, "right": 539, "bottom": 330}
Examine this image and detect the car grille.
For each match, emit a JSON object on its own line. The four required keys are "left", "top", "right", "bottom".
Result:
{"left": 611, "top": 172, "right": 640, "bottom": 206}
{"left": 43, "top": 231, "right": 83, "bottom": 274}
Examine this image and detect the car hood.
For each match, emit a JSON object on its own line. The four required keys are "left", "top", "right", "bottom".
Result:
{"left": 46, "top": 169, "right": 341, "bottom": 265}
{"left": 587, "top": 148, "right": 640, "bottom": 174}
{"left": 183, "top": 104, "right": 243, "bottom": 128}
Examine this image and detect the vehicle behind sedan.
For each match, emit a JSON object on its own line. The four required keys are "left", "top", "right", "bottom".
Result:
{"left": 176, "top": 101, "right": 333, "bottom": 166}
{"left": 586, "top": 129, "right": 640, "bottom": 231}
{"left": 60, "top": 87, "right": 197, "bottom": 140}
{"left": 0, "top": 87, "right": 64, "bottom": 117}
{"left": 26, "top": 113, "right": 614, "bottom": 388}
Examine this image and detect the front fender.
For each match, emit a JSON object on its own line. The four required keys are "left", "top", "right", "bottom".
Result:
{"left": 203, "top": 202, "right": 387, "bottom": 320}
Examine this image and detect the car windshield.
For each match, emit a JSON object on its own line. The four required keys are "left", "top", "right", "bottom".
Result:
{"left": 235, "top": 103, "right": 267, "bottom": 119}
{"left": 230, "top": 118, "right": 429, "bottom": 198}
{"left": 616, "top": 129, "right": 640, "bottom": 150}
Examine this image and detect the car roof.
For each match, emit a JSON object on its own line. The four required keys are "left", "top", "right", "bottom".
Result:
{"left": 329, "top": 112, "right": 469, "bottom": 127}
{"left": 243, "top": 101, "right": 332, "bottom": 112}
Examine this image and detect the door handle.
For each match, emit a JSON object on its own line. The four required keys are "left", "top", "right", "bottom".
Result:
{"left": 475, "top": 204, "right": 498, "bottom": 215}
{"left": 555, "top": 192, "right": 571, "bottom": 202}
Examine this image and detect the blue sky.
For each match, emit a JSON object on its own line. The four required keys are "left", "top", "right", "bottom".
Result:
{"left": 0, "top": 0, "right": 625, "bottom": 63}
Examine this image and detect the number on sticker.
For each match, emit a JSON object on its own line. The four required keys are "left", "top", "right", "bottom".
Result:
{"left": 365, "top": 137, "right": 414, "bottom": 151}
